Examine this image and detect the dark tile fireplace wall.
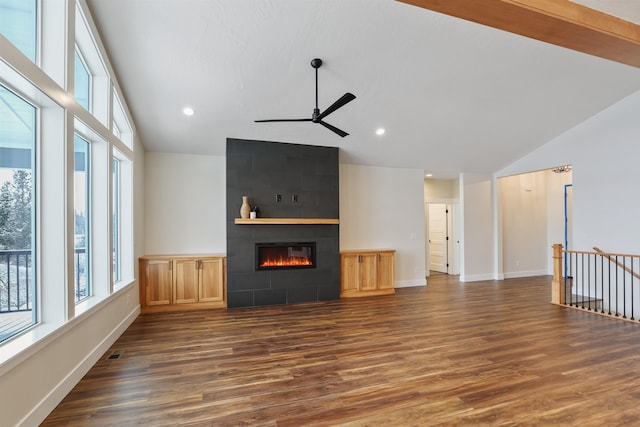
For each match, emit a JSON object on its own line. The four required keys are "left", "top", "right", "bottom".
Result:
{"left": 226, "top": 138, "right": 340, "bottom": 308}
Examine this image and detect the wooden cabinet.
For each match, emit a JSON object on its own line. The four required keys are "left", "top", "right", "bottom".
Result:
{"left": 140, "top": 255, "right": 226, "bottom": 312}
{"left": 377, "top": 251, "right": 395, "bottom": 291}
{"left": 144, "top": 259, "right": 173, "bottom": 306}
{"left": 340, "top": 250, "right": 395, "bottom": 298}
{"left": 174, "top": 258, "right": 200, "bottom": 304}
{"left": 198, "top": 257, "right": 225, "bottom": 303}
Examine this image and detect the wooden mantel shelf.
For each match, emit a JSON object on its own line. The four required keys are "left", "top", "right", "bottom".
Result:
{"left": 235, "top": 218, "right": 339, "bottom": 225}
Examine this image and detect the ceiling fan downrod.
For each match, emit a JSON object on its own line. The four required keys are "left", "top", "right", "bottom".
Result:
{"left": 311, "top": 58, "right": 322, "bottom": 121}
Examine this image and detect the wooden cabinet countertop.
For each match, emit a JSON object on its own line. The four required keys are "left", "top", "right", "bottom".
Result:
{"left": 139, "top": 253, "right": 226, "bottom": 260}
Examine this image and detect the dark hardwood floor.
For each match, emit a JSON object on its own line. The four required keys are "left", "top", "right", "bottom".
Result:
{"left": 43, "top": 275, "right": 640, "bottom": 426}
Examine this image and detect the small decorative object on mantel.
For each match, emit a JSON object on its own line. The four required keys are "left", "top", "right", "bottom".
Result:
{"left": 252, "top": 205, "right": 261, "bottom": 218}
{"left": 240, "top": 196, "right": 251, "bottom": 219}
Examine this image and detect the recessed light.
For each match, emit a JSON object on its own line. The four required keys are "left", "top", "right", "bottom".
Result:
{"left": 182, "top": 107, "right": 195, "bottom": 116}
{"left": 376, "top": 128, "right": 385, "bottom": 136}
{"left": 425, "top": 173, "right": 433, "bottom": 178}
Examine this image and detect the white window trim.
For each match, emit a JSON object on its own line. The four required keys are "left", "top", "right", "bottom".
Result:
{"left": 74, "top": 1, "right": 109, "bottom": 127}
{"left": 112, "top": 148, "right": 133, "bottom": 291}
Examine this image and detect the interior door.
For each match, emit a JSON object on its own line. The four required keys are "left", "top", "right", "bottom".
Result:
{"left": 429, "top": 204, "right": 448, "bottom": 274}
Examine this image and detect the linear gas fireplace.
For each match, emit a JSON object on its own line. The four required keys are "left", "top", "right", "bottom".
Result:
{"left": 256, "top": 242, "right": 316, "bottom": 270}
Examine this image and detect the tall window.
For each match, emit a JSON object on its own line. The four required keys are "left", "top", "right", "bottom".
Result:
{"left": 74, "top": 135, "right": 90, "bottom": 302}
{"left": 112, "top": 158, "right": 120, "bottom": 283}
{"left": 0, "top": 0, "right": 37, "bottom": 62}
{"left": 0, "top": 85, "right": 36, "bottom": 342}
{"left": 74, "top": 50, "right": 91, "bottom": 111}
{"left": 0, "top": 0, "right": 136, "bottom": 357}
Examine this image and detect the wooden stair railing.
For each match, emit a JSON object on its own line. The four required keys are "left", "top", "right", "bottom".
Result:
{"left": 593, "top": 247, "right": 640, "bottom": 281}
{"left": 552, "top": 244, "right": 640, "bottom": 323}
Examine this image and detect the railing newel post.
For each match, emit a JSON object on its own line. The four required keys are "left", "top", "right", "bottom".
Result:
{"left": 552, "top": 244, "right": 564, "bottom": 305}
{"left": 631, "top": 257, "right": 635, "bottom": 321}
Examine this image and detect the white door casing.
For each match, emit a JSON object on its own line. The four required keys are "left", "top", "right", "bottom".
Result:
{"left": 429, "top": 204, "right": 448, "bottom": 273}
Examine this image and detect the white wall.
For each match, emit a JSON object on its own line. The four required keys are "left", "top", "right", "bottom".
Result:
{"left": 497, "top": 90, "right": 640, "bottom": 255}
{"left": 497, "top": 169, "right": 571, "bottom": 278}
{"left": 459, "top": 173, "right": 495, "bottom": 281}
{"left": 499, "top": 171, "right": 548, "bottom": 278}
{"left": 340, "top": 164, "right": 426, "bottom": 287}
{"left": 144, "top": 153, "right": 226, "bottom": 255}
{"left": 424, "top": 178, "right": 459, "bottom": 202}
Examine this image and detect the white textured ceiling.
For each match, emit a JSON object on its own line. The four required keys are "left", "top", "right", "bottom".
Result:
{"left": 86, "top": 0, "right": 640, "bottom": 178}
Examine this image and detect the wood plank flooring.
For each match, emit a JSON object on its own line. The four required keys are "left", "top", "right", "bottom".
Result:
{"left": 42, "top": 275, "right": 640, "bottom": 426}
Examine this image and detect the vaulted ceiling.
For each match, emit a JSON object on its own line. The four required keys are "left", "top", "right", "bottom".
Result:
{"left": 86, "top": 0, "right": 640, "bottom": 178}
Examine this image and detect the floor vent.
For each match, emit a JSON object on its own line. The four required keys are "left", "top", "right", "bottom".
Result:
{"left": 106, "top": 350, "right": 123, "bottom": 360}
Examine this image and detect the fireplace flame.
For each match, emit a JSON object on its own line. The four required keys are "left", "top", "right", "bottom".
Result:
{"left": 260, "top": 256, "right": 313, "bottom": 267}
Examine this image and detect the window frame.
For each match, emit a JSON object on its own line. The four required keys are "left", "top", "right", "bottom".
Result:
{"left": 0, "top": 83, "right": 38, "bottom": 343}
{"left": 74, "top": 48, "right": 92, "bottom": 112}
{"left": 111, "top": 147, "right": 133, "bottom": 292}
{"left": 112, "top": 157, "right": 120, "bottom": 283}
{"left": 0, "top": 58, "right": 68, "bottom": 358}
{"left": 73, "top": 133, "right": 91, "bottom": 303}
{"left": 74, "top": 2, "right": 109, "bottom": 127}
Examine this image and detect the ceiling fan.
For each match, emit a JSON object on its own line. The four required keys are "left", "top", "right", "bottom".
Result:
{"left": 255, "top": 58, "right": 356, "bottom": 137}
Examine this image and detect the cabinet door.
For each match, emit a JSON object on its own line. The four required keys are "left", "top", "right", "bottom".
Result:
{"left": 359, "top": 253, "right": 378, "bottom": 291}
{"left": 174, "top": 259, "right": 199, "bottom": 304}
{"left": 377, "top": 252, "right": 395, "bottom": 290}
{"left": 144, "top": 259, "right": 172, "bottom": 305}
{"left": 199, "top": 257, "right": 224, "bottom": 303}
{"left": 341, "top": 253, "right": 360, "bottom": 293}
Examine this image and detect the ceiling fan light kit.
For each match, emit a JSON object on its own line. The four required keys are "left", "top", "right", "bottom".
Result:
{"left": 255, "top": 58, "right": 356, "bottom": 137}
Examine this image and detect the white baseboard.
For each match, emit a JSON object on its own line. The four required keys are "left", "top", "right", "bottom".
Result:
{"left": 503, "top": 270, "right": 548, "bottom": 279}
{"left": 460, "top": 271, "right": 549, "bottom": 282}
{"left": 20, "top": 305, "right": 140, "bottom": 427}
{"left": 459, "top": 273, "right": 496, "bottom": 282}
{"left": 395, "top": 278, "right": 427, "bottom": 288}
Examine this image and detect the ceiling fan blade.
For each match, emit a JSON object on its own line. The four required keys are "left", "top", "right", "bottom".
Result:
{"left": 255, "top": 118, "right": 312, "bottom": 122}
{"left": 318, "top": 120, "right": 349, "bottom": 138}
{"left": 316, "top": 93, "right": 356, "bottom": 121}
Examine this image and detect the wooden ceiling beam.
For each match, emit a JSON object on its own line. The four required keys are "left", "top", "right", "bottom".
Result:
{"left": 397, "top": 0, "right": 640, "bottom": 68}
